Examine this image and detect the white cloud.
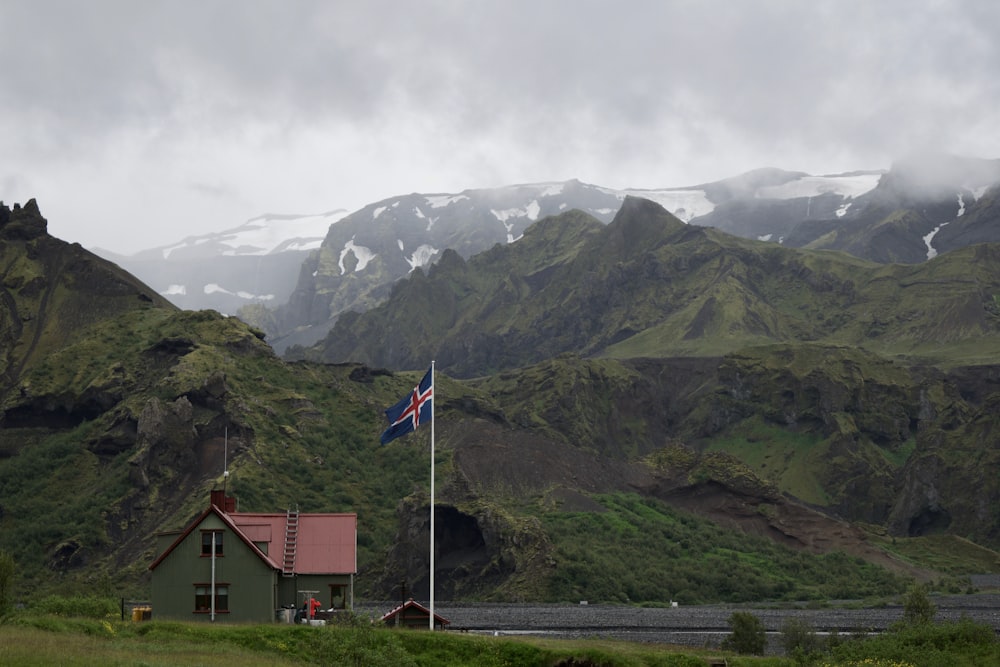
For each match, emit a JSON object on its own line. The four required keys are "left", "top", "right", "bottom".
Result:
{"left": 1, "top": 1, "right": 998, "bottom": 253}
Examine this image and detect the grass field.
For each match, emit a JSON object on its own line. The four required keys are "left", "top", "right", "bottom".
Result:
{"left": 0, "top": 616, "right": 739, "bottom": 667}
{"left": 0, "top": 625, "right": 304, "bottom": 667}
{"left": 3, "top": 604, "right": 1000, "bottom": 667}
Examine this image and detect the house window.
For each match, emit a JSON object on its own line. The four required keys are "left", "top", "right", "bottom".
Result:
{"left": 329, "top": 584, "right": 347, "bottom": 609}
{"left": 201, "top": 530, "right": 224, "bottom": 556}
{"left": 194, "top": 584, "right": 229, "bottom": 612}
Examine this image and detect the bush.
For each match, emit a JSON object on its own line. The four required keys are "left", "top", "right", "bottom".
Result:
{"left": 831, "top": 617, "right": 999, "bottom": 667}
{"left": 900, "top": 582, "right": 935, "bottom": 626}
{"left": 28, "top": 594, "right": 118, "bottom": 619}
{"left": 781, "top": 616, "right": 823, "bottom": 662}
{"left": 721, "top": 611, "right": 766, "bottom": 655}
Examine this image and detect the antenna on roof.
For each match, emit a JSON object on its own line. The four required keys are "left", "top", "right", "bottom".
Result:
{"left": 223, "top": 426, "right": 230, "bottom": 492}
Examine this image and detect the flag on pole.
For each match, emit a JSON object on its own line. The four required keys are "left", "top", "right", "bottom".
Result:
{"left": 380, "top": 366, "right": 433, "bottom": 445}
{"left": 379, "top": 363, "right": 437, "bottom": 630}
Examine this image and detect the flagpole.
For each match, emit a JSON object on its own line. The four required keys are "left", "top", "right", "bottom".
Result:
{"left": 429, "top": 360, "right": 435, "bottom": 630}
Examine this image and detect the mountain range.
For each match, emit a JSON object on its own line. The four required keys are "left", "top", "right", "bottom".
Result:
{"left": 93, "top": 153, "right": 1000, "bottom": 356}
{"left": 4, "top": 152, "right": 1000, "bottom": 605}
{"left": 93, "top": 209, "right": 348, "bottom": 317}
{"left": 297, "top": 193, "right": 1000, "bottom": 542}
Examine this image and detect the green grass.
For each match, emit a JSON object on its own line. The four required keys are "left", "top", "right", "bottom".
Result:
{"left": 705, "top": 417, "right": 831, "bottom": 506}
{"left": 0, "top": 614, "right": 747, "bottom": 667}
{"left": 537, "top": 493, "right": 905, "bottom": 605}
{"left": 0, "top": 624, "right": 305, "bottom": 667}
{"left": 4, "top": 608, "right": 999, "bottom": 667}
{"left": 870, "top": 534, "right": 1000, "bottom": 578}
{"left": 829, "top": 617, "right": 1000, "bottom": 667}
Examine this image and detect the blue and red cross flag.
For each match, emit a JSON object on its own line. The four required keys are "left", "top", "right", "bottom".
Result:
{"left": 380, "top": 366, "right": 433, "bottom": 445}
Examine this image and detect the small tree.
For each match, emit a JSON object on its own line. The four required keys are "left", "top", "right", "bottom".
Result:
{"left": 901, "top": 582, "right": 936, "bottom": 626}
{"left": 781, "top": 617, "right": 822, "bottom": 663}
{"left": 721, "top": 611, "right": 767, "bottom": 655}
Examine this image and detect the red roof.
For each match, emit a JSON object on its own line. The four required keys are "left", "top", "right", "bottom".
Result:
{"left": 150, "top": 495, "right": 356, "bottom": 575}
{"left": 230, "top": 512, "right": 356, "bottom": 574}
{"left": 380, "top": 598, "right": 451, "bottom": 626}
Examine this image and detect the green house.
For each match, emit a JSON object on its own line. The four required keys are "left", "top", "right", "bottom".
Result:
{"left": 150, "top": 490, "right": 357, "bottom": 623}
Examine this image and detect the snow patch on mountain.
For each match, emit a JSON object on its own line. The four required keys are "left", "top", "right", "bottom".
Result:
{"left": 404, "top": 244, "right": 439, "bottom": 271}
{"left": 754, "top": 173, "right": 881, "bottom": 200}
{"left": 158, "top": 210, "right": 347, "bottom": 259}
{"left": 491, "top": 200, "right": 542, "bottom": 222}
{"left": 373, "top": 206, "right": 388, "bottom": 219}
{"left": 425, "top": 194, "right": 470, "bottom": 209}
{"left": 957, "top": 193, "right": 966, "bottom": 217}
{"left": 204, "top": 283, "right": 275, "bottom": 300}
{"left": 622, "top": 189, "right": 715, "bottom": 222}
{"left": 413, "top": 206, "right": 438, "bottom": 231}
{"left": 836, "top": 202, "right": 853, "bottom": 217}
{"left": 492, "top": 201, "right": 541, "bottom": 242}
{"left": 593, "top": 186, "right": 715, "bottom": 222}
{"left": 923, "top": 222, "right": 950, "bottom": 260}
{"left": 276, "top": 239, "right": 325, "bottom": 252}
{"left": 339, "top": 237, "right": 376, "bottom": 274}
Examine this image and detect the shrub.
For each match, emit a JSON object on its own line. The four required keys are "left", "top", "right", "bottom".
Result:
{"left": 721, "top": 611, "right": 767, "bottom": 655}
{"left": 831, "top": 617, "right": 999, "bottom": 666}
{"left": 900, "top": 582, "right": 935, "bottom": 626}
{"left": 781, "top": 616, "right": 823, "bottom": 662}
{"left": 28, "top": 594, "right": 118, "bottom": 619}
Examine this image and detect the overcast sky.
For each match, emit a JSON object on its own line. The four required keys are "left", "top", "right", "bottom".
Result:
{"left": 2, "top": 1, "right": 998, "bottom": 254}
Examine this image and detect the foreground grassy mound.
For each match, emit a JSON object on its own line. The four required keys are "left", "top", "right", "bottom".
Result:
{"left": 0, "top": 613, "right": 718, "bottom": 667}
{"left": 3, "top": 605, "right": 999, "bottom": 667}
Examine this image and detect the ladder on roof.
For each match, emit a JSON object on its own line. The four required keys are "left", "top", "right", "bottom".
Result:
{"left": 282, "top": 508, "right": 299, "bottom": 577}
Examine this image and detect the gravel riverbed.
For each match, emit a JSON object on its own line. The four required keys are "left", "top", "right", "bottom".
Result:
{"left": 355, "top": 595, "right": 1000, "bottom": 654}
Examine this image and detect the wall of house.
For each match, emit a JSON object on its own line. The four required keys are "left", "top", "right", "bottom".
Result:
{"left": 277, "top": 573, "right": 354, "bottom": 614}
{"left": 154, "top": 531, "right": 181, "bottom": 557}
{"left": 151, "top": 514, "right": 277, "bottom": 623}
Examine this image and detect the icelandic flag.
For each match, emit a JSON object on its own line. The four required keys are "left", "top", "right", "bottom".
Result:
{"left": 380, "top": 366, "right": 433, "bottom": 445}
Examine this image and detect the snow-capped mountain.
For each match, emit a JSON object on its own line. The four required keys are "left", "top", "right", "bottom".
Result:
{"left": 151, "top": 210, "right": 349, "bottom": 259}
{"left": 95, "top": 153, "right": 1000, "bottom": 353}
{"left": 269, "top": 171, "right": 892, "bottom": 352}
{"left": 775, "top": 154, "right": 1000, "bottom": 263}
{"left": 93, "top": 209, "right": 349, "bottom": 315}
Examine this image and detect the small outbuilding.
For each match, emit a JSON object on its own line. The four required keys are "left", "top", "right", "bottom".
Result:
{"left": 381, "top": 598, "right": 451, "bottom": 630}
{"left": 150, "top": 489, "right": 357, "bottom": 623}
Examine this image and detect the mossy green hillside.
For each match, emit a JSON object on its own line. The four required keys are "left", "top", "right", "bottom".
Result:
{"left": 312, "top": 200, "right": 1000, "bottom": 374}
{"left": 538, "top": 493, "right": 905, "bottom": 605}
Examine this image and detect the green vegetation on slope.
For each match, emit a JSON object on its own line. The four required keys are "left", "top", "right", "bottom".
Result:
{"left": 705, "top": 416, "right": 830, "bottom": 505}
{"left": 7, "top": 203, "right": 1000, "bottom": 608}
{"left": 538, "top": 493, "right": 906, "bottom": 605}
{"left": 0, "top": 307, "right": 442, "bottom": 598}
{"left": 311, "top": 199, "right": 1000, "bottom": 374}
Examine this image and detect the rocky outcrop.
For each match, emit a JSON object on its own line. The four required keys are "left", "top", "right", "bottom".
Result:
{"left": 374, "top": 493, "right": 554, "bottom": 602}
{"left": 0, "top": 200, "right": 47, "bottom": 240}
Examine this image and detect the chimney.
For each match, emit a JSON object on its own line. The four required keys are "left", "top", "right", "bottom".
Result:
{"left": 210, "top": 489, "right": 235, "bottom": 513}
